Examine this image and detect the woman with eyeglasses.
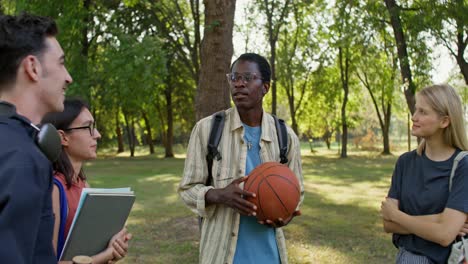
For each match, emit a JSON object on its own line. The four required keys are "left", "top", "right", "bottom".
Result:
{"left": 42, "top": 98, "right": 131, "bottom": 263}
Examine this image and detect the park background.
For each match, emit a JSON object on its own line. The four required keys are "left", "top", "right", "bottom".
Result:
{"left": 2, "top": 0, "right": 467, "bottom": 263}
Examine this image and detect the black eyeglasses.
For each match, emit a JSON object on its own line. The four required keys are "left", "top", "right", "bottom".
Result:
{"left": 226, "top": 72, "right": 263, "bottom": 84}
{"left": 64, "top": 122, "right": 97, "bottom": 136}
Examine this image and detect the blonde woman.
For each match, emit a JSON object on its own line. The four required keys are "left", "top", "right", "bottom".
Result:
{"left": 381, "top": 84, "right": 468, "bottom": 263}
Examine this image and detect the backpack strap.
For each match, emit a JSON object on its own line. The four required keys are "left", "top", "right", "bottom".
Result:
{"left": 273, "top": 115, "right": 288, "bottom": 164}
{"left": 53, "top": 178, "right": 68, "bottom": 260}
{"left": 449, "top": 151, "right": 468, "bottom": 192}
{"left": 206, "top": 111, "right": 225, "bottom": 186}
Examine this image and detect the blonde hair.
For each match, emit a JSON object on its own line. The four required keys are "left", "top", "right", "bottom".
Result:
{"left": 416, "top": 84, "right": 468, "bottom": 154}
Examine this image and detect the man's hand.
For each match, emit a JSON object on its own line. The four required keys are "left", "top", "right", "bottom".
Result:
{"left": 258, "top": 210, "right": 301, "bottom": 228}
{"left": 205, "top": 177, "right": 257, "bottom": 216}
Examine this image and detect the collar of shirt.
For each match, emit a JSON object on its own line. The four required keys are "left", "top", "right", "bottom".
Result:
{"left": 0, "top": 101, "right": 17, "bottom": 117}
{"left": 230, "top": 107, "right": 273, "bottom": 143}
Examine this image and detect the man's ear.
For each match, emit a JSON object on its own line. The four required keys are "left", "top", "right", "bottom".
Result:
{"left": 22, "top": 55, "right": 41, "bottom": 82}
{"left": 58, "top": 130, "right": 69, "bottom": 146}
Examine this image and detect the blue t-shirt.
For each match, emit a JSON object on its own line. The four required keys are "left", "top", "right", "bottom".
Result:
{"left": 233, "top": 124, "right": 280, "bottom": 264}
{"left": 388, "top": 149, "right": 468, "bottom": 264}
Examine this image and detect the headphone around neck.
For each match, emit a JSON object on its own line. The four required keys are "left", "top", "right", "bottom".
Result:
{"left": 0, "top": 101, "right": 61, "bottom": 162}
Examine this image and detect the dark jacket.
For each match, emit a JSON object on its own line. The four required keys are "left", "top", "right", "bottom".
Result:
{"left": 0, "top": 101, "right": 56, "bottom": 263}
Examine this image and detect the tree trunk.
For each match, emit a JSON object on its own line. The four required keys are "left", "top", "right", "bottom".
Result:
{"left": 115, "top": 111, "right": 124, "bottom": 153}
{"left": 123, "top": 112, "right": 135, "bottom": 157}
{"left": 130, "top": 118, "right": 136, "bottom": 157}
{"left": 456, "top": 30, "right": 468, "bottom": 85}
{"left": 81, "top": 0, "right": 92, "bottom": 101}
{"left": 339, "top": 47, "right": 349, "bottom": 158}
{"left": 291, "top": 113, "right": 298, "bottom": 136}
{"left": 323, "top": 130, "right": 332, "bottom": 150}
{"left": 195, "top": 0, "right": 235, "bottom": 121}
{"left": 287, "top": 91, "right": 298, "bottom": 134}
{"left": 384, "top": 0, "right": 416, "bottom": 115}
{"left": 325, "top": 138, "right": 331, "bottom": 149}
{"left": 160, "top": 57, "right": 175, "bottom": 158}
{"left": 262, "top": 0, "right": 291, "bottom": 115}
{"left": 164, "top": 87, "right": 174, "bottom": 158}
{"left": 382, "top": 104, "right": 392, "bottom": 155}
{"left": 154, "top": 100, "right": 167, "bottom": 152}
{"left": 190, "top": 0, "right": 202, "bottom": 85}
{"left": 141, "top": 111, "right": 155, "bottom": 155}
{"left": 281, "top": 10, "right": 308, "bottom": 136}
{"left": 336, "top": 129, "right": 341, "bottom": 155}
{"left": 340, "top": 100, "right": 348, "bottom": 158}
{"left": 270, "top": 44, "right": 277, "bottom": 115}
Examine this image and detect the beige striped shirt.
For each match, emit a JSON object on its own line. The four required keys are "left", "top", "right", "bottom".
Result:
{"left": 178, "top": 107, "right": 304, "bottom": 264}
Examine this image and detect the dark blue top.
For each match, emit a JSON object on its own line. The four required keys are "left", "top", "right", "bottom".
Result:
{"left": 388, "top": 149, "right": 468, "bottom": 264}
{"left": 0, "top": 102, "right": 56, "bottom": 263}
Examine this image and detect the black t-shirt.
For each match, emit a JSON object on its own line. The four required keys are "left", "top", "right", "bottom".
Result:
{"left": 388, "top": 149, "right": 468, "bottom": 264}
{"left": 0, "top": 103, "right": 56, "bottom": 263}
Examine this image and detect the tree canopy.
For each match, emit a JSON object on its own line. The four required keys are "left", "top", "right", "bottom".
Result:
{"left": 4, "top": 0, "right": 465, "bottom": 156}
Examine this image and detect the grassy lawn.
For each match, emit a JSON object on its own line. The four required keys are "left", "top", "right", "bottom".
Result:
{"left": 84, "top": 145, "right": 402, "bottom": 263}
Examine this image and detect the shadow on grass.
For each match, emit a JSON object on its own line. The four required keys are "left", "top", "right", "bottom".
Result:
{"left": 85, "top": 152, "right": 398, "bottom": 264}
{"left": 86, "top": 157, "right": 200, "bottom": 263}
{"left": 302, "top": 152, "right": 397, "bottom": 184}
{"left": 285, "top": 189, "right": 396, "bottom": 263}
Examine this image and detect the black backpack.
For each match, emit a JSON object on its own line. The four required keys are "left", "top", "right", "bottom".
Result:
{"left": 205, "top": 111, "right": 289, "bottom": 186}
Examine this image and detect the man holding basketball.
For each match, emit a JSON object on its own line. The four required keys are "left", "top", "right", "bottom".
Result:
{"left": 179, "top": 53, "right": 304, "bottom": 264}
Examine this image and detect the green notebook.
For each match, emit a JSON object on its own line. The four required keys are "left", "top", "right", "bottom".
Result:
{"left": 59, "top": 190, "right": 135, "bottom": 261}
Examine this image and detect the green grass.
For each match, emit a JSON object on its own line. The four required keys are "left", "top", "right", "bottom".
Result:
{"left": 84, "top": 146, "right": 402, "bottom": 263}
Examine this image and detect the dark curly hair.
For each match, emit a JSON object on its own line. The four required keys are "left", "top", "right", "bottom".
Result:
{"left": 230, "top": 53, "right": 271, "bottom": 83}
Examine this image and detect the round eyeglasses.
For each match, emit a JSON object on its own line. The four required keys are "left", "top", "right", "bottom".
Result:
{"left": 226, "top": 72, "right": 263, "bottom": 84}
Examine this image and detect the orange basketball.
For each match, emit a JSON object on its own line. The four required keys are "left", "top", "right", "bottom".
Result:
{"left": 244, "top": 162, "right": 300, "bottom": 222}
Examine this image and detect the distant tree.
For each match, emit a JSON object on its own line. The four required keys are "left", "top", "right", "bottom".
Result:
{"left": 421, "top": 0, "right": 468, "bottom": 85}
{"left": 97, "top": 34, "right": 167, "bottom": 157}
{"left": 157, "top": 55, "right": 193, "bottom": 157}
{"left": 138, "top": 1, "right": 202, "bottom": 85}
{"left": 357, "top": 47, "right": 398, "bottom": 155}
{"left": 330, "top": 0, "right": 364, "bottom": 158}
{"left": 276, "top": 2, "right": 318, "bottom": 134}
{"left": 304, "top": 65, "right": 342, "bottom": 150}
{"left": 355, "top": 1, "right": 402, "bottom": 155}
{"left": 258, "top": 0, "right": 292, "bottom": 115}
{"left": 134, "top": 1, "right": 202, "bottom": 154}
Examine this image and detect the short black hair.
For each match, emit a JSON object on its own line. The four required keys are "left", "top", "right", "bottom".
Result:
{"left": 0, "top": 12, "right": 58, "bottom": 89}
{"left": 231, "top": 53, "right": 271, "bottom": 83}
{"left": 42, "top": 98, "right": 89, "bottom": 188}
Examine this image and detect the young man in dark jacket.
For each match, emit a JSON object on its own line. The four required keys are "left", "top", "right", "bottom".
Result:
{"left": 0, "top": 12, "right": 73, "bottom": 263}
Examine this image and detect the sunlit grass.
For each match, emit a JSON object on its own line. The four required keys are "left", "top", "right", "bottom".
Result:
{"left": 85, "top": 145, "right": 400, "bottom": 263}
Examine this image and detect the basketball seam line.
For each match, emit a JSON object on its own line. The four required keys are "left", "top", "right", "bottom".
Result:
{"left": 264, "top": 178, "right": 290, "bottom": 215}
